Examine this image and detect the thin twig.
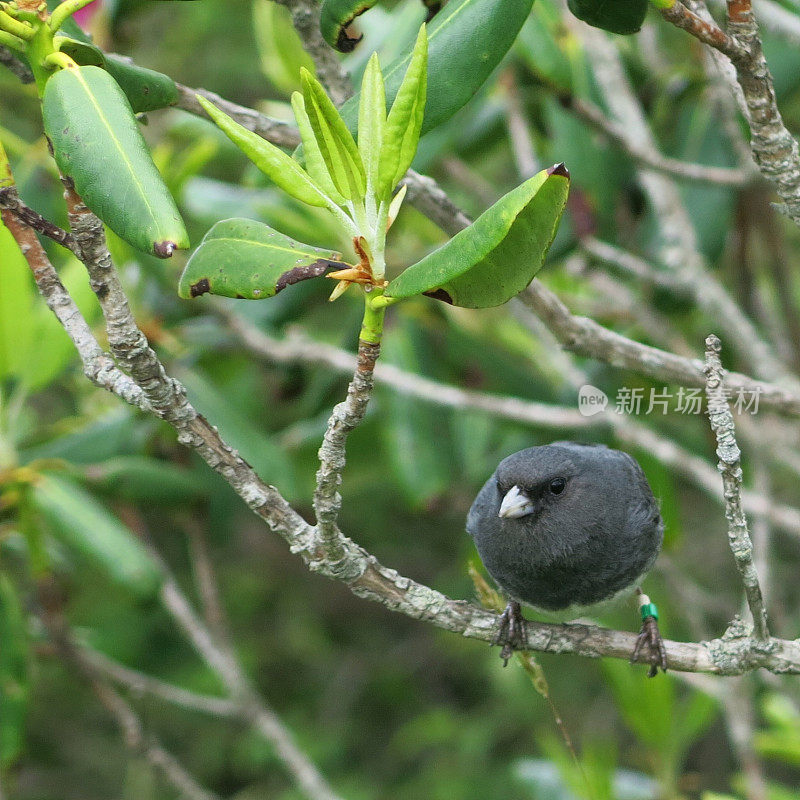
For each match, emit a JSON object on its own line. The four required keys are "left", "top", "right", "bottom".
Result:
{"left": 556, "top": 86, "right": 754, "bottom": 186}
{"left": 659, "top": 2, "right": 746, "bottom": 58}
{"left": 82, "top": 647, "right": 240, "bottom": 718}
{"left": 39, "top": 606, "right": 222, "bottom": 800}
{"left": 703, "top": 334, "right": 770, "bottom": 641}
{"left": 175, "top": 83, "right": 301, "bottom": 148}
{"left": 0, "top": 187, "right": 82, "bottom": 257}
{"left": 183, "top": 515, "right": 231, "bottom": 645}
{"left": 0, "top": 197, "right": 151, "bottom": 411}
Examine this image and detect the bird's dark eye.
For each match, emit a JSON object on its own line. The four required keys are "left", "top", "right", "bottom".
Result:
{"left": 549, "top": 477, "right": 567, "bottom": 495}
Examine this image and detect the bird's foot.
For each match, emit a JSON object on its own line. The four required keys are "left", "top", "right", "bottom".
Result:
{"left": 493, "top": 600, "right": 527, "bottom": 666}
{"left": 631, "top": 593, "right": 667, "bottom": 677}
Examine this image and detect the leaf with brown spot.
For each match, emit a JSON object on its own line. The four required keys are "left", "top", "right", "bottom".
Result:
{"left": 178, "top": 218, "right": 345, "bottom": 300}
{"left": 385, "top": 165, "right": 569, "bottom": 308}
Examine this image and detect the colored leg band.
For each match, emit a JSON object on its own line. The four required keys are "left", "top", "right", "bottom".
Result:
{"left": 640, "top": 602, "right": 659, "bottom": 621}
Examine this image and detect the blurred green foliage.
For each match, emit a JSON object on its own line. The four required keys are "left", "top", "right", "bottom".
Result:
{"left": 2, "top": 0, "right": 800, "bottom": 798}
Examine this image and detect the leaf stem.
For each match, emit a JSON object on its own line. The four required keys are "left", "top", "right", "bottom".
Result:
{"left": 49, "top": 0, "right": 96, "bottom": 33}
{"left": 0, "top": 27, "right": 24, "bottom": 52}
{"left": 360, "top": 288, "right": 386, "bottom": 344}
{"left": 0, "top": 8, "right": 33, "bottom": 40}
{"left": 43, "top": 50, "right": 76, "bottom": 70}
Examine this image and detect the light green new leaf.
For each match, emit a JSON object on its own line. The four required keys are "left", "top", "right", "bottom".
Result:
{"left": 196, "top": 95, "right": 331, "bottom": 208}
{"left": 291, "top": 92, "right": 345, "bottom": 204}
{"left": 0, "top": 574, "right": 29, "bottom": 770}
{"left": 178, "top": 218, "right": 344, "bottom": 300}
{"left": 33, "top": 473, "right": 162, "bottom": 597}
{"left": 299, "top": 68, "right": 365, "bottom": 200}
{"left": 43, "top": 65, "right": 188, "bottom": 257}
{"left": 377, "top": 24, "right": 427, "bottom": 200}
{"left": 385, "top": 165, "right": 569, "bottom": 307}
{"left": 358, "top": 52, "right": 386, "bottom": 192}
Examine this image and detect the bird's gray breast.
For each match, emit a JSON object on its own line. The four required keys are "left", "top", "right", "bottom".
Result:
{"left": 466, "top": 455, "right": 663, "bottom": 613}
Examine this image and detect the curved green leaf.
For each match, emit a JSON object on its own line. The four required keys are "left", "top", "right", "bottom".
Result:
{"left": 32, "top": 473, "right": 162, "bottom": 597}
{"left": 300, "top": 68, "right": 365, "bottom": 200}
{"left": 42, "top": 65, "right": 188, "bottom": 257}
{"left": 0, "top": 574, "right": 29, "bottom": 770}
{"left": 385, "top": 165, "right": 570, "bottom": 308}
{"left": 178, "top": 218, "right": 344, "bottom": 300}
{"left": 85, "top": 456, "right": 206, "bottom": 504}
{"left": 377, "top": 24, "right": 427, "bottom": 200}
{"left": 567, "top": 0, "right": 648, "bottom": 35}
{"left": 103, "top": 56, "right": 179, "bottom": 113}
{"left": 341, "top": 0, "right": 533, "bottom": 137}
{"left": 358, "top": 52, "right": 386, "bottom": 191}
{"left": 291, "top": 92, "right": 346, "bottom": 203}
{"left": 319, "top": 0, "right": 374, "bottom": 52}
{"left": 57, "top": 39, "right": 179, "bottom": 112}
{"left": 196, "top": 94, "right": 333, "bottom": 208}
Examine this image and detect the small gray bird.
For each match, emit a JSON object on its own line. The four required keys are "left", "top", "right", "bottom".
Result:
{"left": 467, "top": 442, "right": 666, "bottom": 675}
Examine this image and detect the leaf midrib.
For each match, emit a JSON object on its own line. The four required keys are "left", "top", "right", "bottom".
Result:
{"left": 70, "top": 67, "right": 166, "bottom": 241}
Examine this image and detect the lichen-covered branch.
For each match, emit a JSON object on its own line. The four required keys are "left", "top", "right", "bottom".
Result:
{"left": 726, "top": 5, "right": 800, "bottom": 224}
{"left": 0, "top": 196, "right": 150, "bottom": 411}
{"left": 704, "top": 334, "right": 770, "bottom": 641}
{"left": 661, "top": 1, "right": 800, "bottom": 226}
{"left": 0, "top": 187, "right": 82, "bottom": 257}
{"left": 313, "top": 338, "right": 381, "bottom": 562}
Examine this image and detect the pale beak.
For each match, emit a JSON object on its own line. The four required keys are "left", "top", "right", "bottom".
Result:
{"left": 498, "top": 485, "right": 536, "bottom": 519}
